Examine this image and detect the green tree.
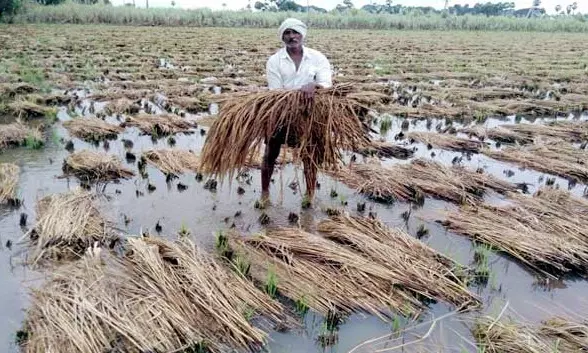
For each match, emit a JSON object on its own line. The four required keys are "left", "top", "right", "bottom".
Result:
{"left": 343, "top": 0, "right": 353, "bottom": 8}
{"left": 555, "top": 4, "right": 562, "bottom": 13}
{"left": 0, "top": 0, "right": 21, "bottom": 17}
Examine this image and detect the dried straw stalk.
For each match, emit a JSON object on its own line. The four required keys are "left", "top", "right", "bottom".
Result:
{"left": 125, "top": 113, "right": 197, "bottom": 136}
{"left": 143, "top": 149, "right": 201, "bottom": 175}
{"left": 444, "top": 188, "right": 588, "bottom": 276}
{"left": 474, "top": 315, "right": 588, "bottom": 353}
{"left": 63, "top": 150, "right": 135, "bottom": 181}
{"left": 0, "top": 163, "right": 19, "bottom": 204}
{"left": 63, "top": 117, "right": 123, "bottom": 141}
{"left": 502, "top": 120, "right": 588, "bottom": 143}
{"left": 199, "top": 84, "right": 370, "bottom": 182}
{"left": 408, "top": 131, "right": 485, "bottom": 153}
{"left": 0, "top": 122, "right": 42, "bottom": 148}
{"left": 460, "top": 125, "right": 533, "bottom": 144}
{"left": 358, "top": 140, "right": 415, "bottom": 159}
{"left": 228, "top": 228, "right": 423, "bottom": 320}
{"left": 484, "top": 141, "right": 588, "bottom": 182}
{"left": 329, "top": 158, "right": 516, "bottom": 204}
{"left": 23, "top": 189, "right": 116, "bottom": 265}
{"left": 21, "top": 237, "right": 287, "bottom": 353}
{"left": 104, "top": 98, "right": 141, "bottom": 115}
{"left": 317, "top": 214, "right": 479, "bottom": 309}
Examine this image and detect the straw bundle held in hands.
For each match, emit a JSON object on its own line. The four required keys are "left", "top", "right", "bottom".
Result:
{"left": 0, "top": 122, "right": 42, "bottom": 149}
{"left": 23, "top": 189, "right": 116, "bottom": 265}
{"left": 0, "top": 163, "right": 20, "bottom": 205}
{"left": 199, "top": 84, "right": 370, "bottom": 181}
{"left": 329, "top": 158, "right": 516, "bottom": 204}
{"left": 63, "top": 117, "right": 123, "bottom": 142}
{"left": 62, "top": 150, "right": 135, "bottom": 181}
{"left": 317, "top": 214, "right": 479, "bottom": 309}
{"left": 443, "top": 188, "right": 588, "bottom": 276}
{"left": 20, "top": 237, "right": 288, "bottom": 353}
{"left": 125, "top": 113, "right": 197, "bottom": 136}
{"left": 408, "top": 131, "right": 485, "bottom": 153}
{"left": 484, "top": 141, "right": 588, "bottom": 182}
{"left": 143, "top": 149, "right": 201, "bottom": 175}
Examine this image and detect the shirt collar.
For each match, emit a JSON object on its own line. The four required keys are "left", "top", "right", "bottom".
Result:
{"left": 280, "top": 46, "right": 311, "bottom": 61}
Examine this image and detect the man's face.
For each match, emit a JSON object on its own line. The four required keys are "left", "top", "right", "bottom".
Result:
{"left": 282, "top": 29, "right": 303, "bottom": 50}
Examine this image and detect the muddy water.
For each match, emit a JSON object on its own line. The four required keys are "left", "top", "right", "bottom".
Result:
{"left": 1, "top": 105, "right": 587, "bottom": 352}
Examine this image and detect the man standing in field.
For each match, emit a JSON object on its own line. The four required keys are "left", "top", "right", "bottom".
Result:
{"left": 262, "top": 17, "right": 333, "bottom": 204}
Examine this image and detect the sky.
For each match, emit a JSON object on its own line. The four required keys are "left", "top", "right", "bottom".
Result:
{"left": 111, "top": 0, "right": 588, "bottom": 14}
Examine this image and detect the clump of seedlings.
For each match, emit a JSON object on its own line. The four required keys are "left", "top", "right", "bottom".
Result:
{"left": 204, "top": 179, "right": 217, "bottom": 191}
{"left": 258, "top": 212, "right": 270, "bottom": 226}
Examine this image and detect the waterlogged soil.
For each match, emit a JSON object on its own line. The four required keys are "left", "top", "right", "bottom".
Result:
{"left": 1, "top": 24, "right": 588, "bottom": 353}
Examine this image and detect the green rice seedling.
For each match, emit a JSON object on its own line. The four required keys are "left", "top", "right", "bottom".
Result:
{"left": 45, "top": 108, "right": 58, "bottom": 123}
{"left": 264, "top": 266, "right": 278, "bottom": 299}
{"left": 232, "top": 255, "right": 251, "bottom": 278}
{"left": 380, "top": 116, "right": 392, "bottom": 135}
{"left": 242, "top": 305, "right": 255, "bottom": 321}
{"left": 295, "top": 295, "right": 309, "bottom": 316}
{"left": 330, "top": 189, "right": 338, "bottom": 198}
{"left": 214, "top": 230, "right": 231, "bottom": 259}
{"left": 301, "top": 195, "right": 311, "bottom": 209}
{"left": 178, "top": 223, "right": 190, "bottom": 238}
{"left": 473, "top": 242, "right": 492, "bottom": 284}
{"left": 391, "top": 314, "right": 403, "bottom": 334}
{"left": 24, "top": 134, "right": 43, "bottom": 149}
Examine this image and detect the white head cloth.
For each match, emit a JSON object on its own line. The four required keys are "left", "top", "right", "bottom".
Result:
{"left": 278, "top": 18, "right": 307, "bottom": 42}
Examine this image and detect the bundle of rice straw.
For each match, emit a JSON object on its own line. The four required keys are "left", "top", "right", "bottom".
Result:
{"left": 62, "top": 150, "right": 135, "bottom": 181}
{"left": 20, "top": 237, "right": 288, "bottom": 353}
{"left": 443, "top": 188, "right": 588, "bottom": 276}
{"left": 125, "top": 113, "right": 197, "bottom": 136}
{"left": 104, "top": 98, "right": 141, "bottom": 115}
{"left": 23, "top": 189, "right": 116, "bottom": 265}
{"left": 0, "top": 163, "right": 20, "bottom": 205}
{"left": 484, "top": 141, "right": 588, "bottom": 182}
{"left": 63, "top": 117, "right": 123, "bottom": 141}
{"left": 460, "top": 125, "right": 533, "bottom": 144}
{"left": 0, "top": 122, "right": 42, "bottom": 149}
{"left": 143, "top": 149, "right": 201, "bottom": 175}
{"left": 502, "top": 120, "right": 588, "bottom": 143}
{"left": 358, "top": 140, "right": 415, "bottom": 159}
{"left": 408, "top": 132, "right": 484, "bottom": 153}
{"left": 226, "top": 219, "right": 478, "bottom": 321}
{"left": 329, "top": 158, "right": 516, "bottom": 204}
{"left": 199, "top": 84, "right": 370, "bottom": 182}
{"left": 474, "top": 314, "right": 588, "bottom": 353}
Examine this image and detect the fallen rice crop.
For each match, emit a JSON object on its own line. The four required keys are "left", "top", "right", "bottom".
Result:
{"left": 0, "top": 163, "right": 20, "bottom": 205}
{"left": 443, "top": 188, "right": 588, "bottom": 277}
{"left": 23, "top": 188, "right": 116, "bottom": 265}
{"left": 408, "top": 131, "right": 485, "bottom": 153}
{"left": 63, "top": 117, "right": 124, "bottom": 142}
{"left": 483, "top": 141, "right": 588, "bottom": 182}
{"left": 20, "top": 236, "right": 289, "bottom": 353}
{"left": 143, "top": 149, "right": 201, "bottom": 176}
{"left": 62, "top": 150, "right": 135, "bottom": 182}
{"left": 329, "top": 158, "right": 516, "bottom": 205}
{"left": 124, "top": 113, "right": 197, "bottom": 136}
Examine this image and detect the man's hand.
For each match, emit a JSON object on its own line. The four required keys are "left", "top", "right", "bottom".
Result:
{"left": 301, "top": 83, "right": 316, "bottom": 101}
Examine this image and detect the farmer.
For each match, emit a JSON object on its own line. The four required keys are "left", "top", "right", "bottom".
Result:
{"left": 261, "top": 17, "right": 333, "bottom": 203}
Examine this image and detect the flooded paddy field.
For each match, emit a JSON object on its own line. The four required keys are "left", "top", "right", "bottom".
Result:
{"left": 1, "top": 24, "right": 588, "bottom": 353}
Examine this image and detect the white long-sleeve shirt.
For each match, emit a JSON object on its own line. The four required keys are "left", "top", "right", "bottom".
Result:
{"left": 266, "top": 47, "right": 332, "bottom": 90}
